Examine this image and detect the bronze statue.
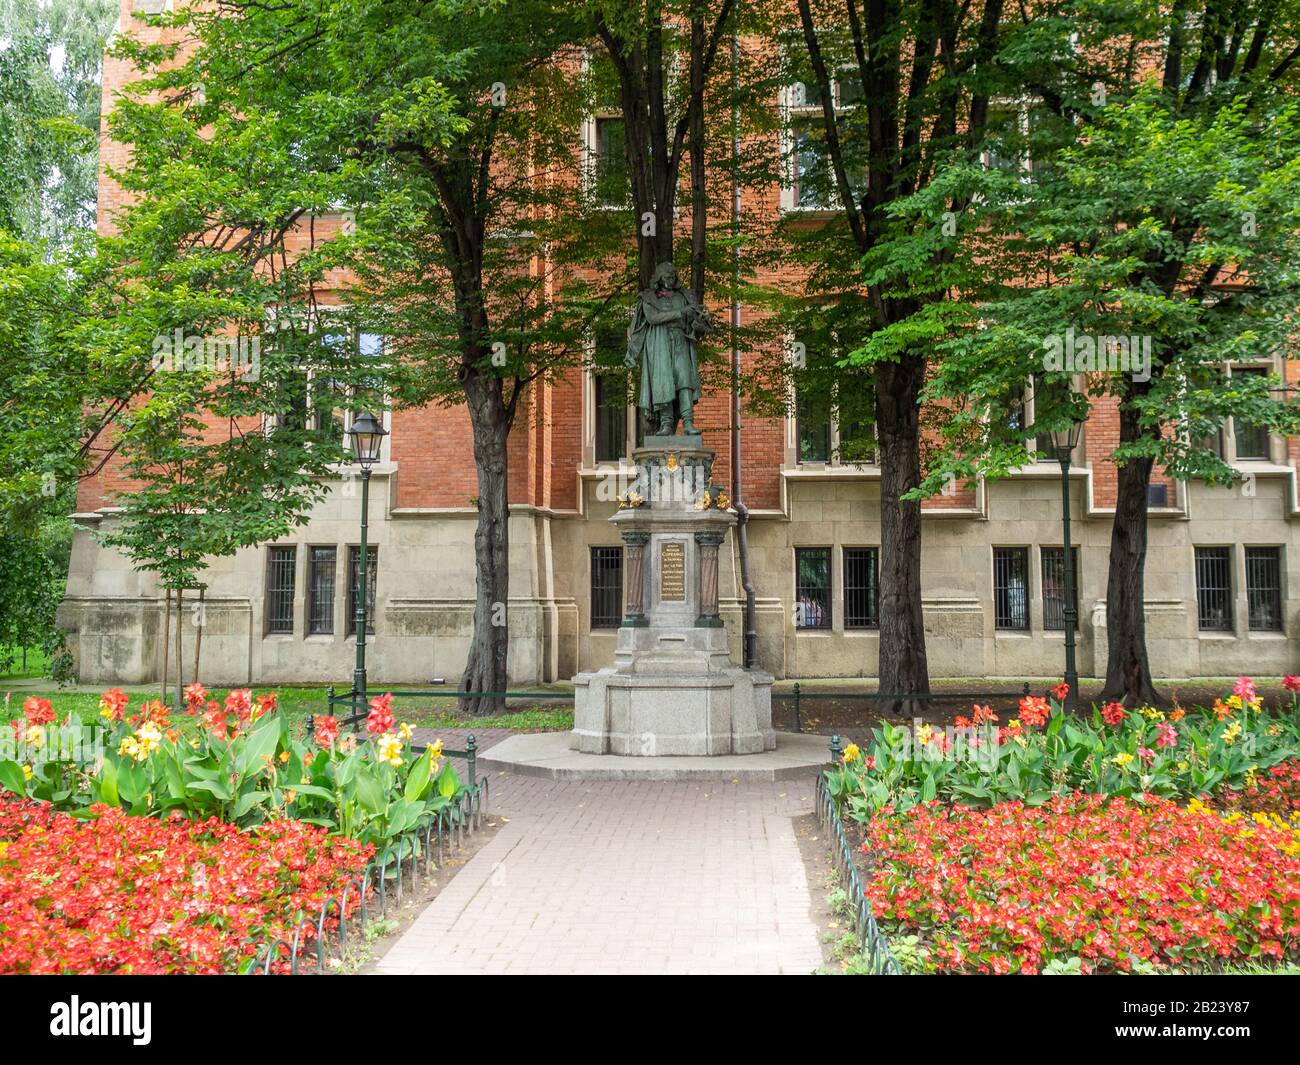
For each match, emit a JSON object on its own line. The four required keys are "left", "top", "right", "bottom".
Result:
{"left": 625, "top": 262, "right": 710, "bottom": 436}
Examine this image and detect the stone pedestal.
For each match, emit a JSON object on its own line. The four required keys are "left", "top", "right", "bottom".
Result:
{"left": 573, "top": 440, "right": 775, "bottom": 756}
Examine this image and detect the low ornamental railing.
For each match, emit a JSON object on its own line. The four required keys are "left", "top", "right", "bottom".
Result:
{"left": 244, "top": 687, "right": 497, "bottom": 975}
{"left": 785, "top": 682, "right": 1035, "bottom": 732}
{"left": 816, "top": 739, "right": 902, "bottom": 976}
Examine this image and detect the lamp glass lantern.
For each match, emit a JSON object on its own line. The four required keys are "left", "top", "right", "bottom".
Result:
{"left": 1048, "top": 416, "right": 1084, "bottom": 463}
{"left": 347, "top": 412, "right": 387, "bottom": 466}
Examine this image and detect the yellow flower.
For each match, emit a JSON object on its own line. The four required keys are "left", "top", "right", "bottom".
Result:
{"left": 284, "top": 789, "right": 297, "bottom": 803}
{"left": 841, "top": 742, "right": 861, "bottom": 764}
{"left": 1222, "top": 721, "right": 1243, "bottom": 746}
{"left": 1139, "top": 706, "right": 1164, "bottom": 721}
{"left": 24, "top": 724, "right": 45, "bottom": 749}
{"left": 1177, "top": 760, "right": 1189, "bottom": 772}
{"left": 399, "top": 722, "right": 414, "bottom": 741}
{"left": 1226, "top": 694, "right": 1243, "bottom": 711}
{"left": 0, "top": 840, "right": 8, "bottom": 855}
{"left": 118, "top": 736, "right": 140, "bottom": 759}
{"left": 1111, "top": 752, "right": 1135, "bottom": 768}
{"left": 428, "top": 739, "right": 444, "bottom": 759}
{"left": 278, "top": 750, "right": 291, "bottom": 763}
{"left": 376, "top": 732, "right": 404, "bottom": 768}
{"left": 136, "top": 722, "right": 162, "bottom": 757}
{"left": 915, "top": 724, "right": 933, "bottom": 746}
{"left": 21, "top": 764, "right": 32, "bottom": 782}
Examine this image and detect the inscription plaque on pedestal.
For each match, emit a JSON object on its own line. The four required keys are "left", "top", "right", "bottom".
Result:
{"left": 660, "top": 541, "right": 685, "bottom": 601}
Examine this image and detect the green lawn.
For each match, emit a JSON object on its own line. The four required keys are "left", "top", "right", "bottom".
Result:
{"left": 0, "top": 646, "right": 54, "bottom": 681}
{"left": 3, "top": 684, "right": 573, "bottom": 733}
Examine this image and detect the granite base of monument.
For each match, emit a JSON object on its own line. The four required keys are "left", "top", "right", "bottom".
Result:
{"left": 572, "top": 438, "right": 775, "bottom": 757}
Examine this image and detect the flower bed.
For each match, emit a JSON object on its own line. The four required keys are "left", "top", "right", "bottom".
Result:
{"left": 864, "top": 792, "right": 1300, "bottom": 974}
{"left": 0, "top": 794, "right": 371, "bottom": 974}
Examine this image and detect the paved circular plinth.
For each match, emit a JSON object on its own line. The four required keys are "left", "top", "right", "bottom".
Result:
{"left": 478, "top": 730, "right": 832, "bottom": 781}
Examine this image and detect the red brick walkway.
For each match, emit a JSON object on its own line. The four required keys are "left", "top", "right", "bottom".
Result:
{"left": 376, "top": 731, "right": 825, "bottom": 975}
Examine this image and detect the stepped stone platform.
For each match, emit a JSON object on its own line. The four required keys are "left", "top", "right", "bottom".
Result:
{"left": 479, "top": 730, "right": 831, "bottom": 781}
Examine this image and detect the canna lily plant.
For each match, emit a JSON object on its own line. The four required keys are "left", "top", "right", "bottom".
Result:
{"left": 827, "top": 680, "right": 1300, "bottom": 823}
{"left": 0, "top": 688, "right": 463, "bottom": 854}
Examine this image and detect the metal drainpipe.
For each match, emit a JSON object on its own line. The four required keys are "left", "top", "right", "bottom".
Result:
{"left": 730, "top": 30, "right": 758, "bottom": 670}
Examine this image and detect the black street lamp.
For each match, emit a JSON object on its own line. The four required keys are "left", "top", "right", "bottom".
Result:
{"left": 1048, "top": 411, "right": 1084, "bottom": 713}
{"left": 347, "top": 412, "right": 387, "bottom": 701}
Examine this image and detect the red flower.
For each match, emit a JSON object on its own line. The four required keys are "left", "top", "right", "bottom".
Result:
{"left": 224, "top": 689, "right": 253, "bottom": 725}
{"left": 1101, "top": 701, "right": 1128, "bottom": 726}
{"left": 366, "top": 693, "right": 395, "bottom": 736}
{"left": 202, "top": 701, "right": 228, "bottom": 739}
{"left": 183, "top": 683, "right": 208, "bottom": 714}
{"left": 314, "top": 715, "right": 340, "bottom": 748}
{"left": 1018, "top": 695, "right": 1051, "bottom": 728}
{"left": 98, "top": 688, "right": 129, "bottom": 722}
{"left": 22, "top": 698, "right": 56, "bottom": 726}
{"left": 253, "top": 692, "right": 278, "bottom": 722}
{"left": 1283, "top": 675, "right": 1300, "bottom": 694}
{"left": 1050, "top": 681, "right": 1070, "bottom": 702}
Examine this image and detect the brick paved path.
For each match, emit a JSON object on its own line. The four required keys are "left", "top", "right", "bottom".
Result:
{"left": 376, "top": 731, "right": 825, "bottom": 975}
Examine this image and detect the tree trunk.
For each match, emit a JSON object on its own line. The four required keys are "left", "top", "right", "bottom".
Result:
{"left": 458, "top": 374, "right": 511, "bottom": 716}
{"left": 160, "top": 588, "right": 170, "bottom": 702}
{"left": 193, "top": 586, "right": 204, "bottom": 688}
{"left": 175, "top": 586, "right": 184, "bottom": 709}
{"left": 875, "top": 356, "right": 930, "bottom": 714}
{"left": 1101, "top": 439, "right": 1163, "bottom": 705}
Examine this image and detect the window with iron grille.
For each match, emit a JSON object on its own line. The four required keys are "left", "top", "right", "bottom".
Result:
{"left": 993, "top": 547, "right": 1029, "bottom": 631}
{"left": 1195, "top": 547, "right": 1233, "bottom": 631}
{"left": 843, "top": 547, "right": 879, "bottom": 629}
{"left": 308, "top": 547, "right": 337, "bottom": 635}
{"left": 1246, "top": 546, "right": 1283, "bottom": 632}
{"left": 1040, "top": 546, "right": 1079, "bottom": 631}
{"left": 795, "top": 547, "right": 832, "bottom": 629}
{"left": 265, "top": 546, "right": 296, "bottom": 635}
{"left": 346, "top": 546, "right": 378, "bottom": 636}
{"left": 1232, "top": 367, "right": 1271, "bottom": 459}
{"left": 590, "top": 546, "right": 623, "bottom": 628}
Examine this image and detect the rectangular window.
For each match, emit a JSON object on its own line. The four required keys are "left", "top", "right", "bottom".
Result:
{"left": 308, "top": 546, "right": 337, "bottom": 635}
{"left": 590, "top": 546, "right": 623, "bottom": 628}
{"left": 1245, "top": 546, "right": 1283, "bottom": 632}
{"left": 797, "top": 390, "right": 830, "bottom": 463}
{"left": 265, "top": 546, "right": 296, "bottom": 635}
{"left": 1195, "top": 547, "right": 1233, "bottom": 631}
{"left": 594, "top": 116, "right": 627, "bottom": 207}
{"left": 594, "top": 374, "right": 628, "bottom": 463}
{"left": 795, "top": 547, "right": 832, "bottom": 630}
{"left": 1232, "top": 366, "right": 1271, "bottom": 459}
{"left": 993, "top": 547, "right": 1029, "bottom": 631}
{"left": 1040, "top": 546, "right": 1079, "bottom": 632}
{"left": 843, "top": 547, "right": 879, "bottom": 629}
{"left": 346, "top": 545, "right": 378, "bottom": 636}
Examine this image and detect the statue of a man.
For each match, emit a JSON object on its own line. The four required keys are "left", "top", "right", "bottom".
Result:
{"left": 625, "top": 262, "right": 710, "bottom": 436}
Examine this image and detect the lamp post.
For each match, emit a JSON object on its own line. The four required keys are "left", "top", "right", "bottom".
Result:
{"left": 347, "top": 412, "right": 387, "bottom": 702}
{"left": 1049, "top": 413, "right": 1084, "bottom": 713}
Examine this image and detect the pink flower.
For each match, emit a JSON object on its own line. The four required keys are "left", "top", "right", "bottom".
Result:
{"left": 1138, "top": 747, "right": 1155, "bottom": 762}
{"left": 1156, "top": 722, "right": 1177, "bottom": 749}
{"left": 1232, "top": 676, "right": 1257, "bottom": 702}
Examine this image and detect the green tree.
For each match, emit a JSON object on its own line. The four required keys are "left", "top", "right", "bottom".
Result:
{"left": 105, "top": 0, "right": 608, "bottom": 710}
{"left": 0, "top": 0, "right": 116, "bottom": 248}
{"left": 918, "top": 1, "right": 1300, "bottom": 703}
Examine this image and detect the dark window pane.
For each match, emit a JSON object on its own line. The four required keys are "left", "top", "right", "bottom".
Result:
{"left": 266, "top": 546, "right": 296, "bottom": 634}
{"left": 308, "top": 546, "right": 336, "bottom": 635}
{"left": 795, "top": 547, "right": 831, "bottom": 629}
{"left": 994, "top": 547, "right": 1029, "bottom": 631}
{"left": 594, "top": 374, "right": 627, "bottom": 462}
{"left": 1040, "top": 546, "right": 1079, "bottom": 631}
{"left": 1195, "top": 547, "right": 1232, "bottom": 631}
{"left": 797, "top": 391, "right": 830, "bottom": 463}
{"left": 843, "top": 547, "right": 879, "bottom": 629}
{"left": 595, "top": 117, "right": 627, "bottom": 206}
{"left": 1246, "top": 546, "right": 1283, "bottom": 632}
{"left": 347, "top": 545, "right": 378, "bottom": 636}
{"left": 1233, "top": 367, "right": 1271, "bottom": 459}
{"left": 591, "top": 546, "right": 623, "bottom": 628}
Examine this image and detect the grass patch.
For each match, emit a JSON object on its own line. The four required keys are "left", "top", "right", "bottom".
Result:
{"left": 1, "top": 685, "right": 572, "bottom": 733}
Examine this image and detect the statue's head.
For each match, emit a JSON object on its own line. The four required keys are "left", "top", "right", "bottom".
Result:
{"left": 652, "top": 262, "right": 679, "bottom": 291}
